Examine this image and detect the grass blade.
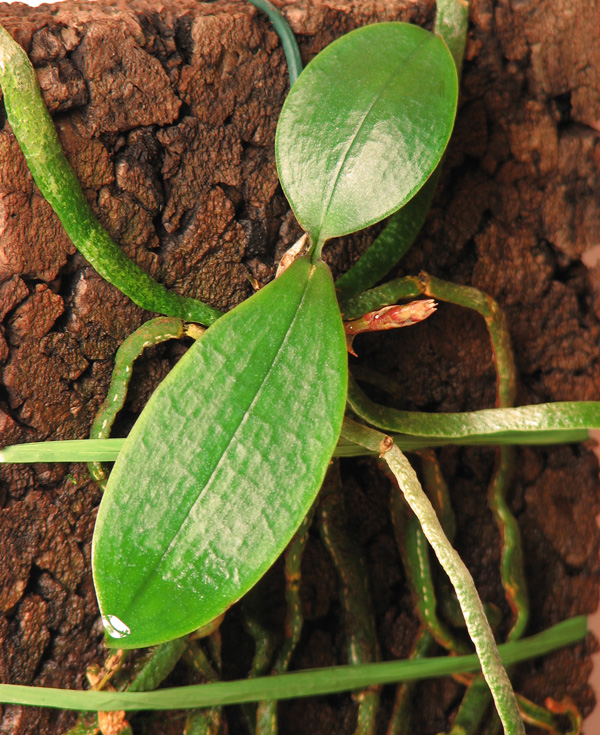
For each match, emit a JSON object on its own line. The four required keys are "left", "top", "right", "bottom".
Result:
{"left": 0, "top": 439, "right": 125, "bottom": 463}
{"left": 0, "top": 616, "right": 585, "bottom": 712}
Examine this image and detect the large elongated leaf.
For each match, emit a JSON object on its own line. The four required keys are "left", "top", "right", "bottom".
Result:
{"left": 275, "top": 22, "right": 458, "bottom": 251}
{"left": 92, "top": 257, "right": 347, "bottom": 649}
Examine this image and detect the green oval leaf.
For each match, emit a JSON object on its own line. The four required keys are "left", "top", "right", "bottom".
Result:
{"left": 275, "top": 22, "right": 458, "bottom": 250}
{"left": 92, "top": 257, "right": 347, "bottom": 648}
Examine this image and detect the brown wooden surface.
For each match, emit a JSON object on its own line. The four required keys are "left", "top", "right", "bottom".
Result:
{"left": 0, "top": 1, "right": 599, "bottom": 733}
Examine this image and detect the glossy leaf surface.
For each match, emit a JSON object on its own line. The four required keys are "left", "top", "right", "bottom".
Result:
{"left": 92, "top": 257, "right": 347, "bottom": 648}
{"left": 275, "top": 23, "right": 458, "bottom": 250}
{"left": 335, "top": 174, "right": 439, "bottom": 304}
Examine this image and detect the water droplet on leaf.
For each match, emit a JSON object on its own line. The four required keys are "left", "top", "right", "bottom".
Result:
{"left": 102, "top": 614, "right": 131, "bottom": 639}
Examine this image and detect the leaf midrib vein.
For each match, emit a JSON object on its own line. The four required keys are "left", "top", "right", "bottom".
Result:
{"left": 314, "top": 36, "right": 431, "bottom": 246}
{"left": 126, "top": 274, "right": 313, "bottom": 612}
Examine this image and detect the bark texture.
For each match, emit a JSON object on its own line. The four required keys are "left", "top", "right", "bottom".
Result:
{"left": 0, "top": 1, "right": 598, "bottom": 733}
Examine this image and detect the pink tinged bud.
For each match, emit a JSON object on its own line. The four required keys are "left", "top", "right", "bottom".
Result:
{"left": 344, "top": 299, "right": 437, "bottom": 355}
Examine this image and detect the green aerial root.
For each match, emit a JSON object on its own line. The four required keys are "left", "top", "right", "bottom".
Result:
{"left": 318, "top": 464, "right": 381, "bottom": 734}
{"left": 247, "top": 0, "right": 303, "bottom": 85}
{"left": 0, "top": 24, "right": 222, "bottom": 326}
{"left": 341, "top": 419, "right": 525, "bottom": 735}
{"left": 388, "top": 445, "right": 524, "bottom": 735}
{"left": 0, "top": 1, "right": 301, "bottom": 326}
{"left": 390, "top": 482, "right": 468, "bottom": 654}
{"left": 255, "top": 507, "right": 314, "bottom": 734}
{"left": 89, "top": 317, "right": 187, "bottom": 490}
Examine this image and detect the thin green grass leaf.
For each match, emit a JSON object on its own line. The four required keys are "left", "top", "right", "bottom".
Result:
{"left": 0, "top": 439, "right": 125, "bottom": 464}
{"left": 0, "top": 616, "right": 585, "bottom": 711}
{"left": 2, "top": 414, "right": 597, "bottom": 467}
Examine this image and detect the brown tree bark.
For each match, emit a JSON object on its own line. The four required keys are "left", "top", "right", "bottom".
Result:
{"left": 0, "top": 1, "right": 598, "bottom": 733}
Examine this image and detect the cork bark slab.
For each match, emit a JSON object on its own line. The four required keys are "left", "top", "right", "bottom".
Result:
{"left": 0, "top": 1, "right": 598, "bottom": 733}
